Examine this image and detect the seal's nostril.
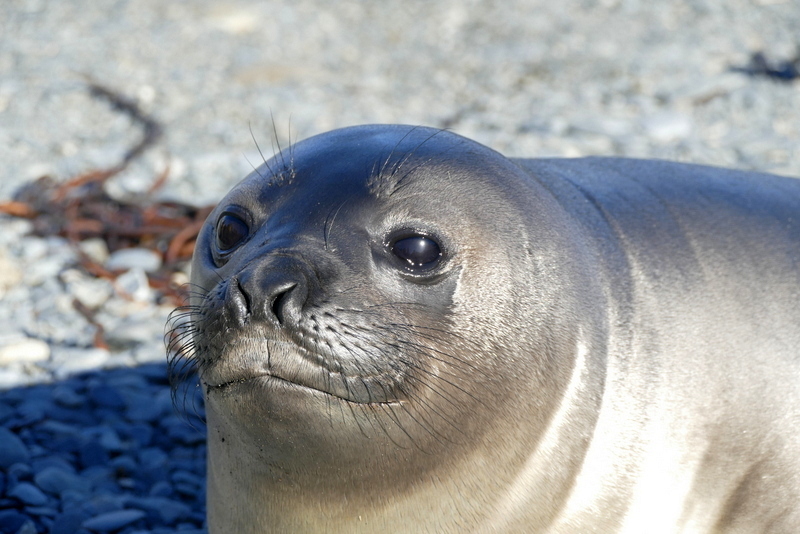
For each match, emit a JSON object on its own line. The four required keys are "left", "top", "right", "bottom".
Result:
{"left": 270, "top": 283, "right": 298, "bottom": 326}
{"left": 237, "top": 278, "right": 251, "bottom": 314}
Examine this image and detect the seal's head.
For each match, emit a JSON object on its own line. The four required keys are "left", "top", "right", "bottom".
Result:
{"left": 183, "top": 125, "right": 603, "bottom": 529}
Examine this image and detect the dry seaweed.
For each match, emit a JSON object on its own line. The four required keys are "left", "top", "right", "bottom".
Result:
{"left": 0, "top": 82, "right": 215, "bottom": 308}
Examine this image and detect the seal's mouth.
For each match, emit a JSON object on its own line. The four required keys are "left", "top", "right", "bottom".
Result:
{"left": 202, "top": 371, "right": 403, "bottom": 406}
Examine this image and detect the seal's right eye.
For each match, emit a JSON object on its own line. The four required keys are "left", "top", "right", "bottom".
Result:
{"left": 215, "top": 213, "right": 249, "bottom": 253}
{"left": 391, "top": 235, "right": 442, "bottom": 272}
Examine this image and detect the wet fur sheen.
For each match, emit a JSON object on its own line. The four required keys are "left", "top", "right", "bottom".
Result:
{"left": 169, "top": 125, "right": 800, "bottom": 533}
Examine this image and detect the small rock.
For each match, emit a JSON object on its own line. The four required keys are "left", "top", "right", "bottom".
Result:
{"left": 106, "top": 248, "right": 162, "bottom": 273}
{"left": 88, "top": 385, "right": 126, "bottom": 409}
{"left": 0, "top": 510, "right": 27, "bottom": 534}
{"left": 24, "top": 256, "right": 67, "bottom": 286}
{"left": 148, "top": 481, "right": 173, "bottom": 498}
{"left": 0, "top": 250, "right": 23, "bottom": 296}
{"left": 67, "top": 276, "right": 113, "bottom": 310}
{"left": 0, "top": 367, "right": 30, "bottom": 389}
{"left": 126, "top": 497, "right": 192, "bottom": 525}
{"left": 13, "top": 519, "right": 38, "bottom": 534}
{"left": 51, "top": 385, "right": 84, "bottom": 408}
{"left": 50, "top": 511, "right": 87, "bottom": 534}
{"left": 20, "top": 238, "right": 48, "bottom": 262}
{"left": 48, "top": 347, "right": 110, "bottom": 377}
{"left": 114, "top": 268, "right": 153, "bottom": 302}
{"left": 643, "top": 112, "right": 692, "bottom": 143}
{"left": 106, "top": 321, "right": 159, "bottom": 350}
{"left": 9, "top": 482, "right": 48, "bottom": 506}
{"left": 78, "top": 238, "right": 110, "bottom": 265}
{"left": 0, "top": 338, "right": 50, "bottom": 365}
{"left": 0, "top": 427, "right": 30, "bottom": 468}
{"left": 81, "top": 509, "right": 146, "bottom": 532}
{"left": 79, "top": 441, "right": 109, "bottom": 469}
{"left": 34, "top": 466, "right": 89, "bottom": 495}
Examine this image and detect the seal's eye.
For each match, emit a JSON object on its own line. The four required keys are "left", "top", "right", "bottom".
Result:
{"left": 215, "top": 213, "right": 249, "bottom": 252}
{"left": 391, "top": 235, "right": 442, "bottom": 271}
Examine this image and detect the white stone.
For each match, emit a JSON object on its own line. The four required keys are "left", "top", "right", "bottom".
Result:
{"left": 0, "top": 365, "right": 30, "bottom": 390}
{"left": 24, "top": 256, "right": 68, "bottom": 286}
{"left": 48, "top": 346, "right": 111, "bottom": 377}
{"left": 114, "top": 268, "right": 153, "bottom": 302}
{"left": 64, "top": 271, "right": 114, "bottom": 309}
{"left": 78, "top": 238, "right": 110, "bottom": 265}
{"left": 644, "top": 113, "right": 693, "bottom": 143}
{"left": 0, "top": 338, "right": 50, "bottom": 365}
{"left": 106, "top": 248, "right": 163, "bottom": 273}
{"left": 0, "top": 251, "right": 23, "bottom": 295}
{"left": 22, "top": 238, "right": 48, "bottom": 262}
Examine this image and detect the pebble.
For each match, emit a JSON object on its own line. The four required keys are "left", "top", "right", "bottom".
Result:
{"left": 78, "top": 238, "right": 110, "bottom": 265}
{"left": 8, "top": 482, "right": 48, "bottom": 506}
{"left": 47, "top": 347, "right": 111, "bottom": 377}
{"left": 34, "top": 466, "right": 89, "bottom": 495}
{"left": 113, "top": 268, "right": 153, "bottom": 303}
{"left": 106, "top": 248, "right": 163, "bottom": 274}
{"left": 0, "top": 250, "right": 23, "bottom": 296}
{"left": 643, "top": 112, "right": 693, "bottom": 143}
{"left": 0, "top": 427, "right": 30, "bottom": 468}
{"left": 0, "top": 338, "right": 50, "bottom": 366}
{"left": 82, "top": 509, "right": 147, "bottom": 532}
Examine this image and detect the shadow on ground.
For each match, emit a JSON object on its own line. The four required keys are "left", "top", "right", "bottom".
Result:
{"left": 0, "top": 364, "right": 207, "bottom": 534}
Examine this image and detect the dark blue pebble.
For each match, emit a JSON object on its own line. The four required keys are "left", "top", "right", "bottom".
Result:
{"left": 6, "top": 463, "right": 32, "bottom": 486}
{"left": 34, "top": 466, "right": 90, "bottom": 495}
{"left": 60, "top": 489, "right": 92, "bottom": 512}
{"left": 0, "top": 510, "right": 28, "bottom": 533}
{"left": 14, "top": 519, "right": 38, "bottom": 534}
{"left": 124, "top": 390, "right": 166, "bottom": 422}
{"left": 23, "top": 506, "right": 57, "bottom": 517}
{"left": 45, "top": 404, "right": 96, "bottom": 426}
{"left": 52, "top": 385, "right": 85, "bottom": 408}
{"left": 51, "top": 435, "right": 82, "bottom": 454}
{"left": 0, "top": 427, "right": 30, "bottom": 468}
{"left": 110, "top": 455, "right": 137, "bottom": 474}
{"left": 9, "top": 482, "right": 48, "bottom": 506}
{"left": 170, "top": 470, "right": 201, "bottom": 488}
{"left": 122, "top": 422, "right": 153, "bottom": 448}
{"left": 31, "top": 455, "right": 75, "bottom": 473}
{"left": 147, "top": 481, "right": 173, "bottom": 498}
{"left": 88, "top": 385, "right": 126, "bottom": 409}
{"left": 81, "top": 509, "right": 146, "bottom": 532}
{"left": 79, "top": 441, "right": 109, "bottom": 468}
{"left": 126, "top": 497, "right": 192, "bottom": 525}
{"left": 80, "top": 494, "right": 125, "bottom": 517}
{"left": 0, "top": 401, "right": 14, "bottom": 424}
{"left": 50, "top": 511, "right": 89, "bottom": 534}
{"left": 35, "top": 420, "right": 80, "bottom": 437}
{"left": 97, "top": 428, "right": 123, "bottom": 452}
{"left": 15, "top": 398, "right": 50, "bottom": 426}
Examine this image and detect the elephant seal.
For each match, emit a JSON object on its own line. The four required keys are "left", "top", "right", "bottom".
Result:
{"left": 184, "top": 125, "right": 800, "bottom": 533}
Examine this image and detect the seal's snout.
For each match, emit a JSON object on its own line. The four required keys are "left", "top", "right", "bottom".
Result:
{"left": 231, "top": 259, "right": 310, "bottom": 328}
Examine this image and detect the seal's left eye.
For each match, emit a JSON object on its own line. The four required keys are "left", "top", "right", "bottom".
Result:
{"left": 391, "top": 235, "right": 442, "bottom": 271}
{"left": 215, "top": 213, "right": 249, "bottom": 252}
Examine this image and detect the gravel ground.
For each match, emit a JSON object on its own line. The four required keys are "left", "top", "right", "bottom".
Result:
{"left": 0, "top": 0, "right": 799, "bottom": 532}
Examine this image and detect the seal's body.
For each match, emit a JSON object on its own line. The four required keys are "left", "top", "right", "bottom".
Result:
{"left": 187, "top": 125, "right": 800, "bottom": 533}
